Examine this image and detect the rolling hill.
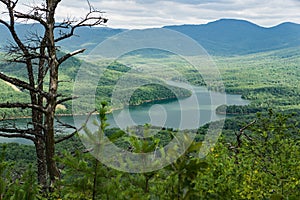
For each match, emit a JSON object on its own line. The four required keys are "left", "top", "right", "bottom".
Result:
{"left": 164, "top": 19, "right": 300, "bottom": 55}
{"left": 1, "top": 19, "right": 300, "bottom": 56}
{"left": 1, "top": 18, "right": 300, "bottom": 118}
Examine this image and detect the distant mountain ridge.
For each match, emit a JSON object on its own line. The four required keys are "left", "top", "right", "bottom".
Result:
{"left": 164, "top": 19, "right": 300, "bottom": 55}
{"left": 1, "top": 19, "right": 300, "bottom": 56}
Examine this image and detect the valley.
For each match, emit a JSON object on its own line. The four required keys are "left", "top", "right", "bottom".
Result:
{"left": 0, "top": 18, "right": 300, "bottom": 199}
{"left": 1, "top": 45, "right": 299, "bottom": 121}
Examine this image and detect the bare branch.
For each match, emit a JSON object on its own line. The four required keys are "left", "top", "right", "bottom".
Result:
{"left": 0, "top": 102, "right": 46, "bottom": 113}
{"left": 0, "top": 0, "right": 37, "bottom": 92}
{"left": 232, "top": 120, "right": 257, "bottom": 157}
{"left": 0, "top": 0, "right": 29, "bottom": 55}
{"left": 55, "top": 131, "right": 77, "bottom": 145}
{"left": 0, "top": 19, "right": 10, "bottom": 28}
{"left": 0, "top": 0, "right": 109, "bottom": 186}
{"left": 87, "top": 0, "right": 93, "bottom": 12}
{"left": 14, "top": 11, "right": 47, "bottom": 27}
{"left": 54, "top": 2, "right": 108, "bottom": 43}
{"left": 54, "top": 17, "right": 77, "bottom": 29}
{"left": 58, "top": 80, "right": 72, "bottom": 84}
{"left": 1, "top": 0, "right": 19, "bottom": 9}
{"left": 239, "top": 120, "right": 256, "bottom": 133}
{"left": 55, "top": 115, "right": 77, "bottom": 130}
{"left": 56, "top": 96, "right": 79, "bottom": 105}
{"left": 0, "top": 128, "right": 36, "bottom": 141}
{"left": 55, "top": 109, "right": 96, "bottom": 144}
{"left": 244, "top": 133, "right": 254, "bottom": 142}
{"left": 0, "top": 72, "right": 49, "bottom": 97}
{"left": 58, "top": 49, "right": 85, "bottom": 65}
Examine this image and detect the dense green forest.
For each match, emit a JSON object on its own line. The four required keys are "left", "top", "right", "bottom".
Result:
{"left": 1, "top": 0, "right": 299, "bottom": 198}
{"left": 3, "top": 46, "right": 300, "bottom": 118}
{"left": 1, "top": 107, "right": 299, "bottom": 199}
{"left": 1, "top": 41, "right": 300, "bottom": 200}
{"left": 215, "top": 47, "right": 300, "bottom": 114}
{"left": 0, "top": 56, "right": 192, "bottom": 117}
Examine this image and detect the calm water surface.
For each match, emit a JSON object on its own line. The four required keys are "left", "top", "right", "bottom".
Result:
{"left": 1, "top": 82, "right": 249, "bottom": 144}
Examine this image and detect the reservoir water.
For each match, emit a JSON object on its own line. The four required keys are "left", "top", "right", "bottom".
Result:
{"left": 0, "top": 82, "right": 249, "bottom": 144}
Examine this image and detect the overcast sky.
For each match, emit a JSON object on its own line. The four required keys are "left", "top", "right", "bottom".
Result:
{"left": 2, "top": 0, "right": 300, "bottom": 29}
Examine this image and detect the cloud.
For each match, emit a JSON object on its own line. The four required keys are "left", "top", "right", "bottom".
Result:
{"left": 56, "top": 0, "right": 300, "bottom": 29}
{"left": 134, "top": 0, "right": 231, "bottom": 4}
{"left": 1, "top": 0, "right": 300, "bottom": 29}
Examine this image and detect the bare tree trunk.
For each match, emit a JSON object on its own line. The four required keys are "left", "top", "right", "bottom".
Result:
{"left": 35, "top": 137, "right": 47, "bottom": 188}
{"left": 43, "top": 0, "right": 60, "bottom": 185}
{"left": 44, "top": 109, "right": 60, "bottom": 185}
{"left": 0, "top": 0, "right": 107, "bottom": 191}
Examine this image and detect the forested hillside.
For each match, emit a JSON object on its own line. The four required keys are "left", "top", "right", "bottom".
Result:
{"left": 1, "top": 44, "right": 300, "bottom": 199}
{"left": 0, "top": 6, "right": 300, "bottom": 199}
{"left": 1, "top": 19, "right": 300, "bottom": 56}
{"left": 1, "top": 107, "right": 299, "bottom": 199}
{"left": 215, "top": 47, "right": 300, "bottom": 115}
{"left": 0, "top": 54, "right": 192, "bottom": 118}
{"left": 165, "top": 19, "right": 300, "bottom": 55}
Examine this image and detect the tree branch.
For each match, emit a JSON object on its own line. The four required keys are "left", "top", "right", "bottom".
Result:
{"left": 0, "top": 128, "right": 36, "bottom": 141}
{"left": 0, "top": 19, "right": 10, "bottom": 28}
{"left": 239, "top": 120, "right": 256, "bottom": 133}
{"left": 55, "top": 115, "right": 77, "bottom": 130}
{"left": 55, "top": 109, "right": 96, "bottom": 144}
{"left": 231, "top": 120, "right": 257, "bottom": 157}
{"left": 56, "top": 96, "right": 79, "bottom": 105}
{"left": 0, "top": 0, "right": 29, "bottom": 55}
{"left": 54, "top": 2, "right": 108, "bottom": 43}
{"left": 54, "top": 131, "right": 76, "bottom": 145}
{"left": 0, "top": 1, "right": 38, "bottom": 96}
{"left": 0, "top": 102, "right": 46, "bottom": 113}
{"left": 0, "top": 0, "right": 17, "bottom": 9}
{"left": 0, "top": 72, "right": 48, "bottom": 97}
{"left": 58, "top": 49, "right": 85, "bottom": 65}
{"left": 14, "top": 11, "right": 47, "bottom": 27}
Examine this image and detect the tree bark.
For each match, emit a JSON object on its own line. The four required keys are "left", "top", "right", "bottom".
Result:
{"left": 44, "top": 108, "right": 60, "bottom": 185}
{"left": 0, "top": 0, "right": 107, "bottom": 191}
{"left": 35, "top": 136, "right": 47, "bottom": 188}
{"left": 44, "top": 0, "right": 61, "bottom": 184}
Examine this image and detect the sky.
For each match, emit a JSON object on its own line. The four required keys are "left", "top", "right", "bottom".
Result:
{"left": 1, "top": 0, "right": 300, "bottom": 29}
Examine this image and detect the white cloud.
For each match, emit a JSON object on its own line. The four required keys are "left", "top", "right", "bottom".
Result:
{"left": 1, "top": 0, "right": 300, "bottom": 29}
{"left": 62, "top": 0, "right": 300, "bottom": 29}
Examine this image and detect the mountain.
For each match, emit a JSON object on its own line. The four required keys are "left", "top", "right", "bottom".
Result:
{"left": 164, "top": 19, "right": 300, "bottom": 55}
{"left": 0, "top": 23, "right": 124, "bottom": 54}
{"left": 1, "top": 19, "right": 300, "bottom": 56}
{"left": 57, "top": 27, "right": 124, "bottom": 54}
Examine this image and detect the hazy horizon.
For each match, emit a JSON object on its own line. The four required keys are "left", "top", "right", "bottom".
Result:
{"left": 1, "top": 0, "right": 300, "bottom": 29}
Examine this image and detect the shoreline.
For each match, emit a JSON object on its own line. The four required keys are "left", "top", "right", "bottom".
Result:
{"left": 1, "top": 83, "right": 251, "bottom": 120}
{"left": 1, "top": 96, "right": 187, "bottom": 121}
{"left": 215, "top": 111, "right": 242, "bottom": 116}
{"left": 1, "top": 108, "right": 121, "bottom": 121}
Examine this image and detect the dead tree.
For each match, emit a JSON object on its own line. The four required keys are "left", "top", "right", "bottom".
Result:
{"left": 0, "top": 0, "right": 107, "bottom": 188}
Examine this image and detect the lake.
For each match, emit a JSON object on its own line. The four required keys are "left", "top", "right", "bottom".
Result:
{"left": 0, "top": 82, "right": 249, "bottom": 144}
